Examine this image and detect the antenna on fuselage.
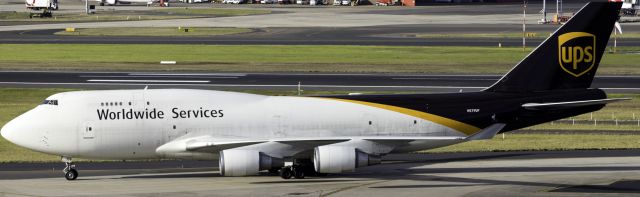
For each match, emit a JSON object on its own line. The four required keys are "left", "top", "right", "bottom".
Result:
{"left": 144, "top": 85, "right": 148, "bottom": 90}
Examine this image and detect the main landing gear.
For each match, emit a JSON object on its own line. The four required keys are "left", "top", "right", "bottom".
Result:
{"left": 279, "top": 165, "right": 303, "bottom": 179}
{"left": 62, "top": 156, "right": 78, "bottom": 181}
{"left": 279, "top": 159, "right": 314, "bottom": 179}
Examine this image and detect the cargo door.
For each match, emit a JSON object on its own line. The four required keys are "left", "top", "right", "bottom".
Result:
{"left": 78, "top": 121, "right": 97, "bottom": 153}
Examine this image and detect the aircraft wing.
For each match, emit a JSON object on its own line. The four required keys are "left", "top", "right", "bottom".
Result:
{"left": 522, "top": 98, "right": 630, "bottom": 110}
{"left": 156, "top": 136, "right": 348, "bottom": 156}
{"left": 155, "top": 136, "right": 265, "bottom": 155}
{"left": 155, "top": 135, "right": 468, "bottom": 157}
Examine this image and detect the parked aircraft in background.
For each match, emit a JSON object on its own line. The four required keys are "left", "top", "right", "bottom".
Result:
{"left": 0, "top": 2, "right": 625, "bottom": 181}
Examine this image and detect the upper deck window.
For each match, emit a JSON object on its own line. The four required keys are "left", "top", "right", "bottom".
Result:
{"left": 41, "top": 100, "right": 58, "bottom": 105}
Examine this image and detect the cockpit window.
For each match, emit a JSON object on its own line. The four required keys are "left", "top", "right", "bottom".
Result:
{"left": 41, "top": 100, "right": 58, "bottom": 105}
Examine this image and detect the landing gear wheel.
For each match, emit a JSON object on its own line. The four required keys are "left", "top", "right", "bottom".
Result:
{"left": 293, "top": 167, "right": 305, "bottom": 179}
{"left": 280, "top": 167, "right": 292, "bottom": 179}
{"left": 62, "top": 157, "right": 78, "bottom": 181}
{"left": 65, "top": 169, "right": 78, "bottom": 180}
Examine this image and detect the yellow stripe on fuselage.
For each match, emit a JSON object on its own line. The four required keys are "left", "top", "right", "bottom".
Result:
{"left": 322, "top": 98, "right": 481, "bottom": 136}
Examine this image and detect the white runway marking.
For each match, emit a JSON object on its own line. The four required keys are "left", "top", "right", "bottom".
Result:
{"left": 392, "top": 77, "right": 496, "bottom": 81}
{"left": 128, "top": 73, "right": 246, "bottom": 77}
{"left": 86, "top": 80, "right": 211, "bottom": 83}
{"left": 80, "top": 75, "right": 239, "bottom": 79}
{"left": 0, "top": 82, "right": 485, "bottom": 89}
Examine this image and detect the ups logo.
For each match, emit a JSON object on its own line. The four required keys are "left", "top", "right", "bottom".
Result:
{"left": 558, "top": 32, "right": 596, "bottom": 77}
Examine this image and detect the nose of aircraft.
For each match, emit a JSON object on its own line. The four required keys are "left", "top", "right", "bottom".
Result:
{"left": 1, "top": 117, "right": 17, "bottom": 144}
{"left": 1, "top": 111, "right": 38, "bottom": 150}
{"left": 1, "top": 115, "right": 21, "bottom": 145}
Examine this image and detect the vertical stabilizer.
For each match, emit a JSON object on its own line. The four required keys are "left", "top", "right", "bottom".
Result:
{"left": 485, "top": 2, "right": 622, "bottom": 93}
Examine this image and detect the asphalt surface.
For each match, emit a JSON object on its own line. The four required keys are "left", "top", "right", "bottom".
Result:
{"left": 1, "top": 150, "right": 639, "bottom": 197}
{"left": 0, "top": 150, "right": 637, "bottom": 179}
{"left": 3, "top": 24, "right": 640, "bottom": 46}
{"left": 1, "top": 71, "right": 639, "bottom": 92}
{"left": 3, "top": 2, "right": 640, "bottom": 46}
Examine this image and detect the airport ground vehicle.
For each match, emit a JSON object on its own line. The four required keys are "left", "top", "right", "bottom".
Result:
{"left": 622, "top": 0, "right": 640, "bottom": 15}
{"left": 25, "top": 0, "right": 58, "bottom": 18}
{"left": 0, "top": 2, "right": 625, "bottom": 181}
{"left": 223, "top": 0, "right": 245, "bottom": 3}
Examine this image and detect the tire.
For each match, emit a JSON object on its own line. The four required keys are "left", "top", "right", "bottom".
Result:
{"left": 65, "top": 169, "right": 78, "bottom": 181}
{"left": 293, "top": 169, "right": 305, "bottom": 179}
{"left": 280, "top": 168, "right": 292, "bottom": 179}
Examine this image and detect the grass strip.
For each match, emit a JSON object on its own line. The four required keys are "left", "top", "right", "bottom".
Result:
{"left": 414, "top": 32, "right": 640, "bottom": 39}
{"left": 1, "top": 44, "right": 640, "bottom": 74}
{"left": 424, "top": 134, "right": 640, "bottom": 153}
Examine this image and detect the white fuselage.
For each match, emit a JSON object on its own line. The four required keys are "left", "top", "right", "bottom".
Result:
{"left": 1, "top": 89, "right": 466, "bottom": 161}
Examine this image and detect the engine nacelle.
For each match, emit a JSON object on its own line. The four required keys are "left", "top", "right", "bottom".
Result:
{"left": 219, "top": 149, "right": 283, "bottom": 176}
{"left": 313, "top": 146, "right": 381, "bottom": 173}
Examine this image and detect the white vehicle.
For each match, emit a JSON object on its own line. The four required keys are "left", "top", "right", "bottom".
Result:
{"left": 332, "top": 0, "right": 340, "bottom": 5}
{"left": 296, "top": 0, "right": 308, "bottom": 4}
{"left": 622, "top": 0, "right": 640, "bottom": 15}
{"left": 25, "top": 0, "right": 58, "bottom": 17}
{"left": 224, "top": 0, "right": 245, "bottom": 3}
{"left": 94, "top": 0, "right": 168, "bottom": 6}
{"left": 261, "top": 0, "right": 276, "bottom": 4}
{"left": 309, "top": 0, "right": 319, "bottom": 5}
{"left": 0, "top": 2, "right": 626, "bottom": 181}
{"left": 341, "top": 0, "right": 349, "bottom": 5}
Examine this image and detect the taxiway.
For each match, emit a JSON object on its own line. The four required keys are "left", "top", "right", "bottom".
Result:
{"left": 0, "top": 150, "right": 639, "bottom": 197}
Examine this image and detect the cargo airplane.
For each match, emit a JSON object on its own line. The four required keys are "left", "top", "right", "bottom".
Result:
{"left": 0, "top": 2, "right": 626, "bottom": 180}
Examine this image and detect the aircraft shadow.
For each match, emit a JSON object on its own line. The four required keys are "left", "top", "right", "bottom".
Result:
{"left": 122, "top": 172, "right": 221, "bottom": 179}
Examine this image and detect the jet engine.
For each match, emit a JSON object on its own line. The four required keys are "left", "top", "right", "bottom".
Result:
{"left": 313, "top": 146, "right": 381, "bottom": 173}
{"left": 219, "top": 149, "right": 283, "bottom": 176}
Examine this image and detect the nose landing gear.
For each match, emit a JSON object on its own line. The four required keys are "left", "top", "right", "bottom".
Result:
{"left": 62, "top": 157, "right": 78, "bottom": 181}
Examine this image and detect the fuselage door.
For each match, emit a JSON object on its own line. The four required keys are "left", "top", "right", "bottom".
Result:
{"left": 82, "top": 121, "right": 95, "bottom": 140}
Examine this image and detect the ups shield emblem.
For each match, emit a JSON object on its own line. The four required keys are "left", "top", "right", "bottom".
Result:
{"left": 558, "top": 32, "right": 596, "bottom": 77}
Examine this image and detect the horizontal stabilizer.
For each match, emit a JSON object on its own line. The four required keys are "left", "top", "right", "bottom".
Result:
{"left": 465, "top": 123, "right": 506, "bottom": 141}
{"left": 522, "top": 98, "right": 630, "bottom": 110}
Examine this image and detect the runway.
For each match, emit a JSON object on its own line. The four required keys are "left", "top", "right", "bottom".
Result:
{"left": 1, "top": 71, "right": 639, "bottom": 92}
{"left": 0, "top": 150, "right": 639, "bottom": 196}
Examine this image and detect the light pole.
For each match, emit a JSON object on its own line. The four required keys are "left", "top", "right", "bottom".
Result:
{"left": 541, "top": 0, "right": 547, "bottom": 23}
{"left": 523, "top": 0, "right": 527, "bottom": 52}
